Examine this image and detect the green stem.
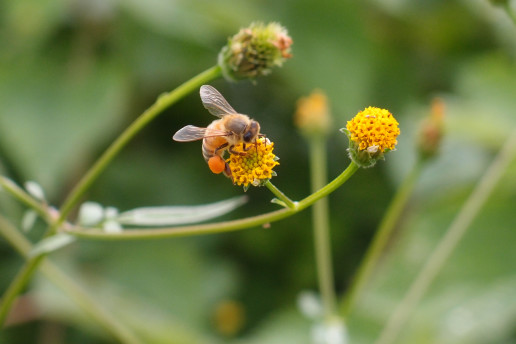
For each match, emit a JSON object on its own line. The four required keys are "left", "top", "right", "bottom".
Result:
{"left": 0, "top": 176, "right": 54, "bottom": 224}
{"left": 57, "top": 65, "right": 222, "bottom": 228}
{"left": 309, "top": 136, "right": 337, "bottom": 318}
{"left": 0, "top": 215, "right": 142, "bottom": 343}
{"left": 0, "top": 256, "right": 44, "bottom": 325}
{"left": 341, "top": 159, "right": 425, "bottom": 317}
{"left": 504, "top": 2, "right": 516, "bottom": 25}
{"left": 0, "top": 65, "right": 222, "bottom": 329}
{"left": 265, "top": 180, "right": 297, "bottom": 209}
{"left": 65, "top": 162, "right": 360, "bottom": 240}
{"left": 375, "top": 128, "right": 516, "bottom": 344}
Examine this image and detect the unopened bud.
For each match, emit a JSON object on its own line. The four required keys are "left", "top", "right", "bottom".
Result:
{"left": 294, "top": 90, "right": 332, "bottom": 137}
{"left": 417, "top": 98, "right": 444, "bottom": 160}
{"left": 218, "top": 22, "right": 293, "bottom": 81}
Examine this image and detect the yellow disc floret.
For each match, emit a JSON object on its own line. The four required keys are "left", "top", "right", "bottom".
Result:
{"left": 346, "top": 107, "right": 400, "bottom": 153}
{"left": 227, "top": 138, "right": 279, "bottom": 189}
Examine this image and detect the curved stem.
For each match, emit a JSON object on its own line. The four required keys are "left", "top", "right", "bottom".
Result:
{"left": 299, "top": 162, "right": 360, "bottom": 209}
{"left": 0, "top": 176, "right": 54, "bottom": 224}
{"left": 503, "top": 2, "right": 516, "bottom": 26}
{"left": 0, "top": 65, "right": 222, "bottom": 328}
{"left": 65, "top": 161, "right": 360, "bottom": 240}
{"left": 340, "top": 158, "right": 425, "bottom": 317}
{"left": 0, "top": 256, "right": 44, "bottom": 326}
{"left": 375, "top": 128, "right": 516, "bottom": 344}
{"left": 57, "top": 65, "right": 222, "bottom": 229}
{"left": 309, "top": 136, "right": 337, "bottom": 318}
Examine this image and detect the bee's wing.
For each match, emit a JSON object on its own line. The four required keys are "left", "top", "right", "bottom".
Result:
{"left": 173, "top": 125, "right": 228, "bottom": 142}
{"left": 200, "top": 85, "right": 237, "bottom": 117}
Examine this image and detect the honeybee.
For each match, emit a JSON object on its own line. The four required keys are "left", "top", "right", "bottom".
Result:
{"left": 173, "top": 85, "right": 263, "bottom": 179}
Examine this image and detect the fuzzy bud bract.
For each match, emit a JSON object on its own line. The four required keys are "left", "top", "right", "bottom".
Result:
{"left": 218, "top": 22, "right": 293, "bottom": 81}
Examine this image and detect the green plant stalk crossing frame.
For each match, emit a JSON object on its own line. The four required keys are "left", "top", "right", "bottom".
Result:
{"left": 503, "top": 2, "right": 516, "bottom": 25}
{"left": 309, "top": 136, "right": 337, "bottom": 318}
{"left": 0, "top": 214, "right": 142, "bottom": 344}
{"left": 376, "top": 127, "right": 516, "bottom": 344}
{"left": 58, "top": 65, "right": 223, "bottom": 225}
{"left": 65, "top": 161, "right": 360, "bottom": 240}
{"left": 0, "top": 65, "right": 222, "bottom": 327}
{"left": 0, "top": 176, "right": 54, "bottom": 224}
{"left": 340, "top": 158, "right": 425, "bottom": 317}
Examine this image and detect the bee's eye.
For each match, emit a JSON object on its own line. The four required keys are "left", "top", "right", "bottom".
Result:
{"left": 244, "top": 131, "right": 254, "bottom": 142}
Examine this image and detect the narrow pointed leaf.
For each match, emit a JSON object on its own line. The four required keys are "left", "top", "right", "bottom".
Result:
{"left": 29, "top": 233, "right": 76, "bottom": 257}
{"left": 21, "top": 210, "right": 38, "bottom": 232}
{"left": 116, "top": 196, "right": 248, "bottom": 226}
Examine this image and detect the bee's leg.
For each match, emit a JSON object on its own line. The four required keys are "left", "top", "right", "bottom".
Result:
{"left": 258, "top": 134, "right": 267, "bottom": 148}
{"left": 223, "top": 162, "right": 234, "bottom": 182}
{"left": 214, "top": 142, "right": 228, "bottom": 155}
{"left": 242, "top": 143, "right": 253, "bottom": 152}
{"left": 229, "top": 144, "right": 247, "bottom": 156}
{"left": 224, "top": 163, "right": 232, "bottom": 176}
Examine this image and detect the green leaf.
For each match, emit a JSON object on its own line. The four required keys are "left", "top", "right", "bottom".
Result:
{"left": 270, "top": 198, "right": 287, "bottom": 208}
{"left": 21, "top": 210, "right": 38, "bottom": 233}
{"left": 24, "top": 180, "right": 46, "bottom": 202}
{"left": 115, "top": 195, "right": 248, "bottom": 226}
{"left": 29, "top": 233, "right": 76, "bottom": 257}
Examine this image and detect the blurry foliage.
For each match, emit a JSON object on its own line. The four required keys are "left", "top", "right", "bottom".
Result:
{"left": 1, "top": 0, "right": 516, "bottom": 343}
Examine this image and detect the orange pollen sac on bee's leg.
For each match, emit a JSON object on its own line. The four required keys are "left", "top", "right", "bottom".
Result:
{"left": 208, "top": 156, "right": 226, "bottom": 174}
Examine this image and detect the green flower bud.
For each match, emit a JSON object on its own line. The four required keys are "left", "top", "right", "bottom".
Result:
{"left": 218, "top": 22, "right": 293, "bottom": 81}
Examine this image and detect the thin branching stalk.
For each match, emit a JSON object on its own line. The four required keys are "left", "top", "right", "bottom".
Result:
{"left": 0, "top": 176, "right": 54, "bottom": 224}
{"left": 58, "top": 65, "right": 222, "bottom": 226}
{"left": 375, "top": 128, "right": 516, "bottom": 344}
{"left": 341, "top": 158, "right": 425, "bottom": 317}
{"left": 0, "top": 256, "right": 45, "bottom": 325}
{"left": 0, "top": 215, "right": 142, "bottom": 343}
{"left": 265, "top": 181, "right": 297, "bottom": 209}
{"left": 65, "top": 162, "right": 360, "bottom": 240}
{"left": 503, "top": 2, "right": 516, "bottom": 25}
{"left": 309, "top": 136, "right": 337, "bottom": 318}
{"left": 0, "top": 65, "right": 222, "bottom": 327}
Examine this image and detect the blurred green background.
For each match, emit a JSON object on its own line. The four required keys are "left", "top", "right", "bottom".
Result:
{"left": 1, "top": 0, "right": 516, "bottom": 343}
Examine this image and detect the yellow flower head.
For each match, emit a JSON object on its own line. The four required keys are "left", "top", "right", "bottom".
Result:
{"left": 342, "top": 106, "right": 400, "bottom": 168}
{"left": 227, "top": 137, "right": 279, "bottom": 190}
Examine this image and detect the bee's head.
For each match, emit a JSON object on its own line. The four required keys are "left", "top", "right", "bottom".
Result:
{"left": 244, "top": 120, "right": 261, "bottom": 143}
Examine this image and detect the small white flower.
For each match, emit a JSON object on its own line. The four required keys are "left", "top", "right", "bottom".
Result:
{"left": 103, "top": 220, "right": 123, "bottom": 233}
{"left": 366, "top": 145, "right": 379, "bottom": 154}
{"left": 78, "top": 202, "right": 104, "bottom": 226}
{"left": 104, "top": 206, "right": 119, "bottom": 220}
{"left": 25, "top": 181, "right": 46, "bottom": 201}
{"left": 311, "top": 318, "right": 348, "bottom": 344}
{"left": 21, "top": 210, "right": 38, "bottom": 232}
{"left": 297, "top": 290, "right": 323, "bottom": 320}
